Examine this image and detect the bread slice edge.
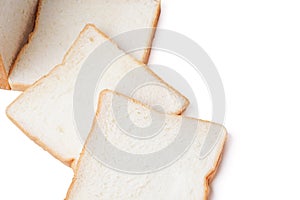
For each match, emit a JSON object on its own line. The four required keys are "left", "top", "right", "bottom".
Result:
{"left": 8, "top": 0, "right": 161, "bottom": 91}
{"left": 5, "top": 93, "right": 74, "bottom": 166}
{"left": 141, "top": 0, "right": 161, "bottom": 64}
{"left": 0, "top": 55, "right": 10, "bottom": 90}
{"left": 8, "top": 23, "right": 189, "bottom": 114}
{"left": 6, "top": 24, "right": 189, "bottom": 168}
{"left": 5, "top": 0, "right": 41, "bottom": 91}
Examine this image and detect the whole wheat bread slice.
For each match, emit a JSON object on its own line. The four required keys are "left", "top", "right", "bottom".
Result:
{"left": 9, "top": 0, "right": 161, "bottom": 91}
{"left": 6, "top": 24, "right": 189, "bottom": 167}
{"left": 66, "top": 90, "right": 227, "bottom": 200}
{"left": 0, "top": 0, "right": 39, "bottom": 90}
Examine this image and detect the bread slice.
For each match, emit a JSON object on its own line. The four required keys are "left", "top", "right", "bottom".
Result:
{"left": 66, "top": 90, "right": 227, "bottom": 200}
{"left": 6, "top": 24, "right": 189, "bottom": 167}
{"left": 0, "top": 0, "right": 39, "bottom": 90}
{"left": 9, "top": 0, "right": 161, "bottom": 91}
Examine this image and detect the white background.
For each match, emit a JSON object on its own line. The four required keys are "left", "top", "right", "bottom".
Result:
{"left": 1, "top": 0, "right": 300, "bottom": 199}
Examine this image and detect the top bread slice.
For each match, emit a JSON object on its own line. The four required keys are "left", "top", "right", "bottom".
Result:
{"left": 0, "top": 0, "right": 39, "bottom": 90}
{"left": 6, "top": 24, "right": 189, "bottom": 167}
{"left": 8, "top": 0, "right": 161, "bottom": 91}
{"left": 66, "top": 90, "right": 227, "bottom": 200}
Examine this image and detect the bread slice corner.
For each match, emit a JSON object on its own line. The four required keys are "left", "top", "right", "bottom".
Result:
{"left": 0, "top": 55, "right": 10, "bottom": 90}
{"left": 0, "top": 0, "right": 39, "bottom": 90}
{"left": 5, "top": 97, "right": 75, "bottom": 167}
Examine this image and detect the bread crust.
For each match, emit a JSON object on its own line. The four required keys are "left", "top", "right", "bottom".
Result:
{"left": 7, "top": 24, "right": 189, "bottom": 170}
{"left": 203, "top": 134, "right": 227, "bottom": 200}
{"left": 0, "top": 0, "right": 39, "bottom": 90}
{"left": 85, "top": 24, "right": 190, "bottom": 115}
{"left": 0, "top": 55, "right": 10, "bottom": 90}
{"left": 65, "top": 90, "right": 226, "bottom": 200}
{"left": 141, "top": 0, "right": 161, "bottom": 64}
{"left": 5, "top": 0, "right": 41, "bottom": 91}
{"left": 8, "top": 83, "right": 27, "bottom": 91}
{"left": 9, "top": 0, "right": 161, "bottom": 91}
{"left": 65, "top": 90, "right": 122, "bottom": 199}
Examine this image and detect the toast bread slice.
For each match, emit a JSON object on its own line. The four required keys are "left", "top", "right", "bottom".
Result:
{"left": 6, "top": 24, "right": 189, "bottom": 167}
{"left": 0, "top": 0, "right": 39, "bottom": 89}
{"left": 9, "top": 0, "right": 161, "bottom": 90}
{"left": 66, "top": 90, "right": 227, "bottom": 200}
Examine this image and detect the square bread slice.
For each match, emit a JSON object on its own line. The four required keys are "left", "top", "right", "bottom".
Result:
{"left": 8, "top": 0, "right": 161, "bottom": 91}
{"left": 66, "top": 90, "right": 227, "bottom": 200}
{"left": 0, "top": 0, "right": 39, "bottom": 90}
{"left": 6, "top": 24, "right": 189, "bottom": 167}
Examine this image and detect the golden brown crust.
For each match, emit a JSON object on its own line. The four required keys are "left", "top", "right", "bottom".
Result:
{"left": 65, "top": 90, "right": 109, "bottom": 199}
{"left": 8, "top": 82, "right": 28, "bottom": 91}
{"left": 65, "top": 146, "right": 87, "bottom": 199}
{"left": 203, "top": 133, "right": 227, "bottom": 200}
{"left": 141, "top": 1, "right": 161, "bottom": 64}
{"left": 8, "top": 0, "right": 42, "bottom": 91}
{"left": 0, "top": 55, "right": 10, "bottom": 90}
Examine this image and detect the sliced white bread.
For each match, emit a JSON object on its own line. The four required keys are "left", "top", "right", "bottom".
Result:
{"left": 6, "top": 24, "right": 189, "bottom": 167}
{"left": 66, "top": 90, "right": 227, "bottom": 200}
{"left": 0, "top": 0, "right": 39, "bottom": 90}
{"left": 9, "top": 0, "right": 161, "bottom": 91}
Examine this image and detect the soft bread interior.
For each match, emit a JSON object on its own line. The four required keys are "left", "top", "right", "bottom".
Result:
{"left": 66, "top": 90, "right": 227, "bottom": 200}
{"left": 0, "top": 0, "right": 38, "bottom": 89}
{"left": 9, "top": 0, "right": 161, "bottom": 90}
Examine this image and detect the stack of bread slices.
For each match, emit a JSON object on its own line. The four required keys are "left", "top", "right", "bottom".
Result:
{"left": 1, "top": 0, "right": 227, "bottom": 199}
